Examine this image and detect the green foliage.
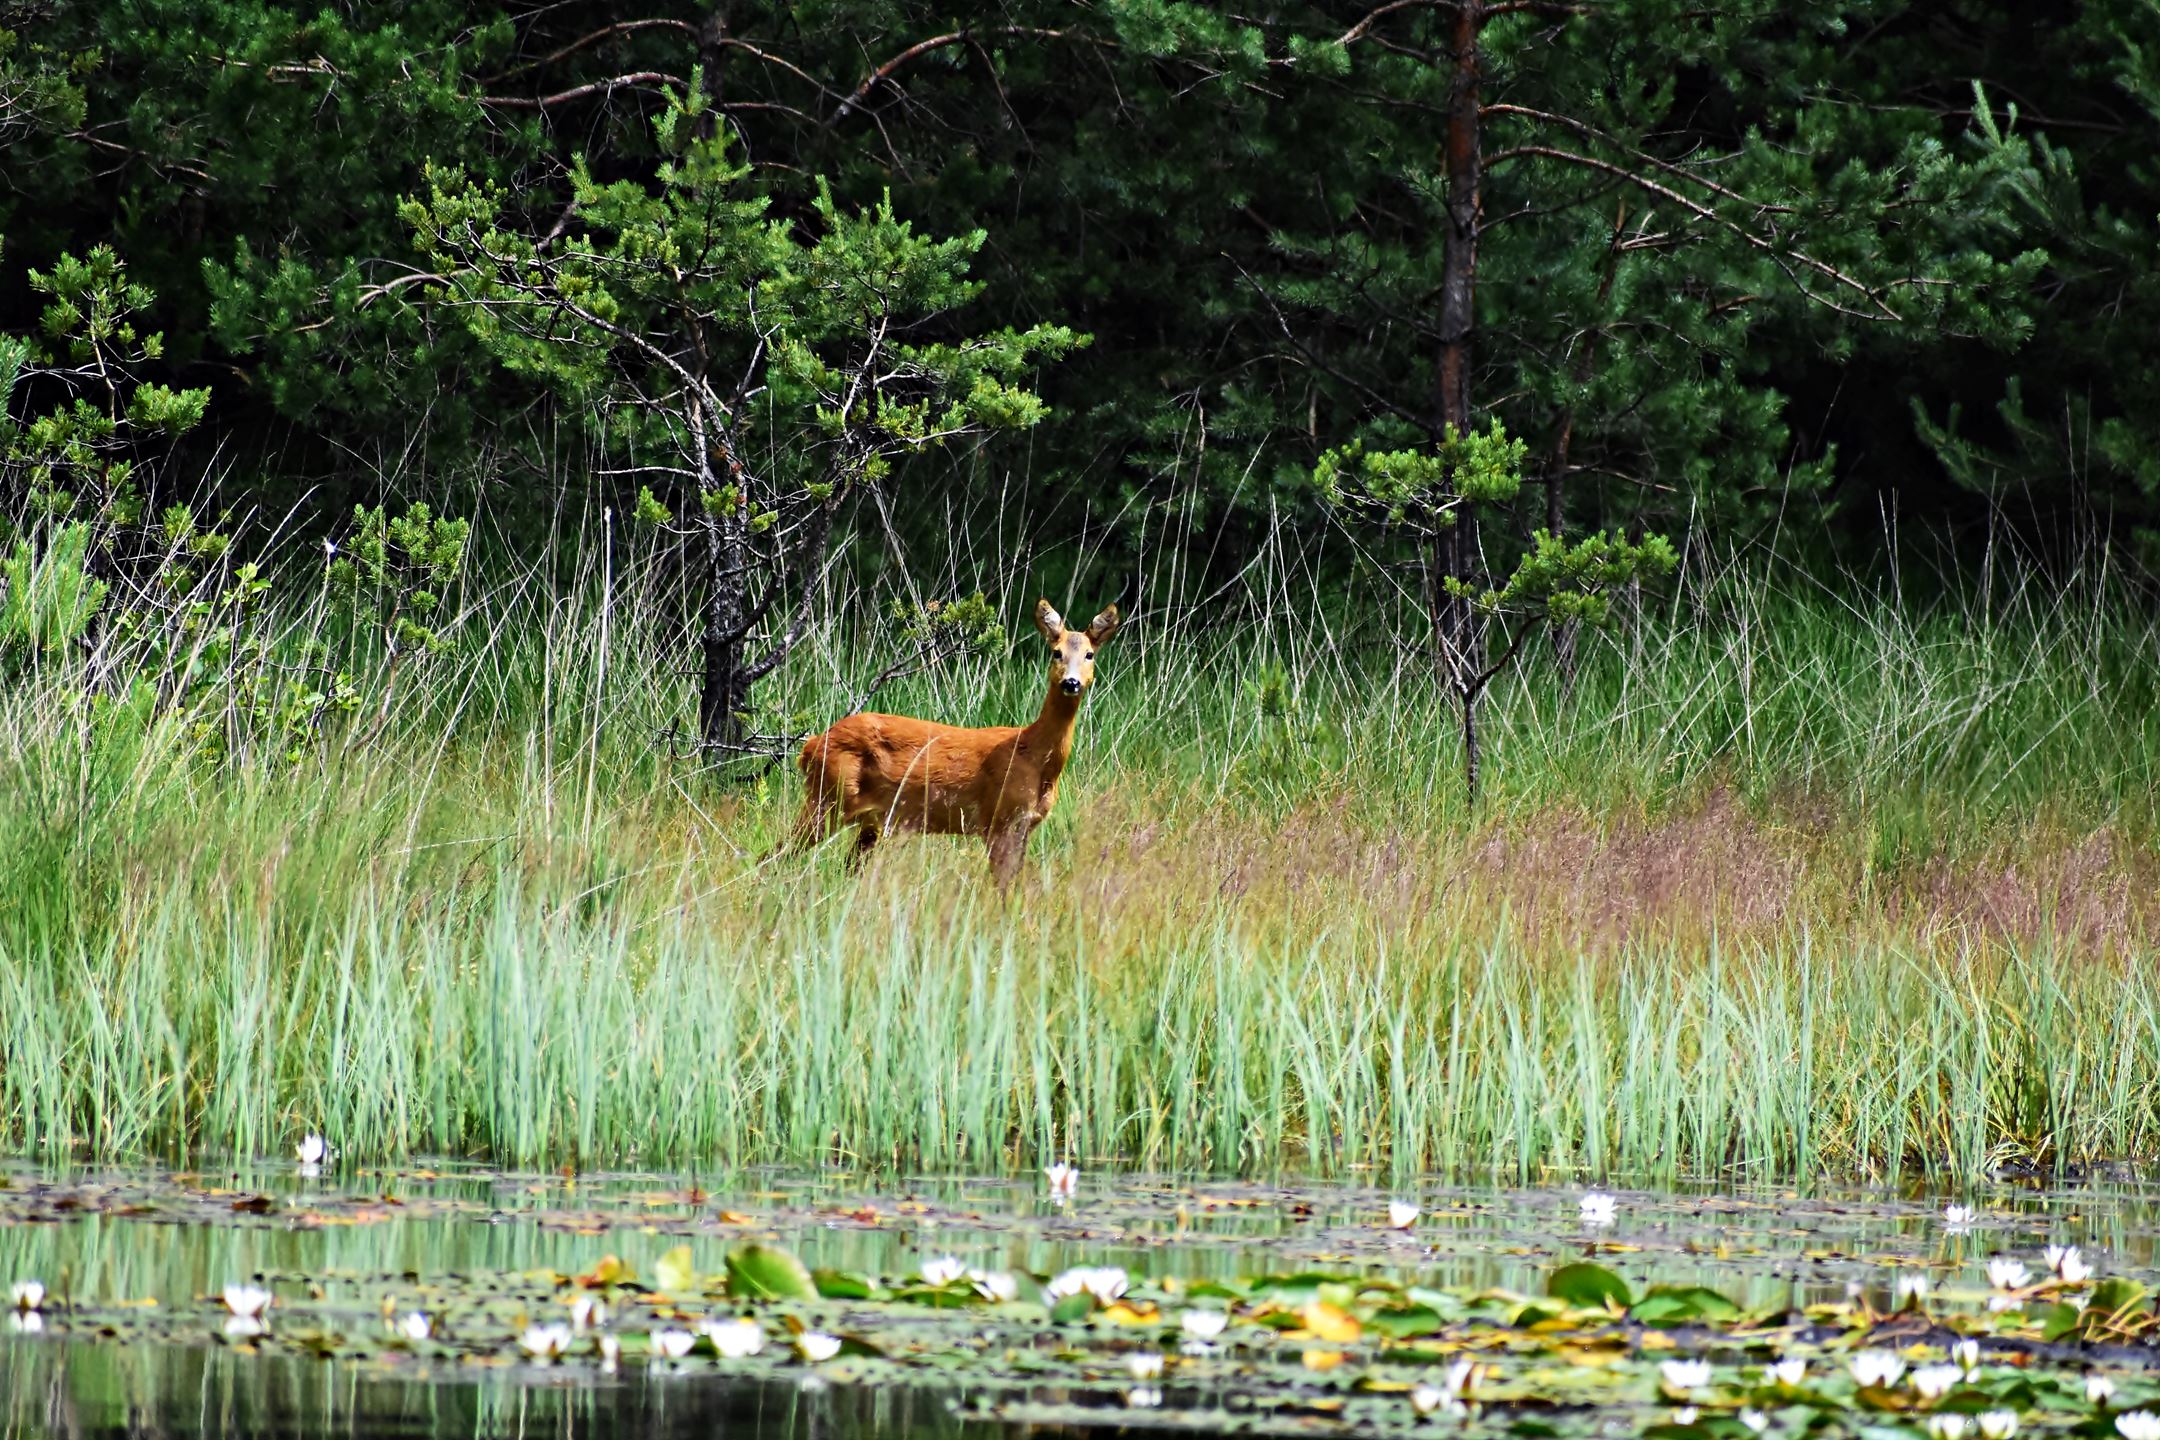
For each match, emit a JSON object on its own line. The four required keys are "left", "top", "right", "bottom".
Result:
{"left": 1317, "top": 423, "right": 1529, "bottom": 531}
{"left": 0, "top": 521, "right": 106, "bottom": 659}
{"left": 402, "top": 82, "right": 1077, "bottom": 516}
{"left": 1472, "top": 529, "right": 1681, "bottom": 630}
{"left": 326, "top": 502, "right": 471, "bottom": 657}
{"left": 891, "top": 591, "right": 1003, "bottom": 657}
{"left": 2, "top": 245, "right": 209, "bottom": 532}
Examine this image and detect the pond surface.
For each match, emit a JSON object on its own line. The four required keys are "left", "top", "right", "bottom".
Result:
{"left": 4, "top": 1160, "right": 2159, "bottom": 1439}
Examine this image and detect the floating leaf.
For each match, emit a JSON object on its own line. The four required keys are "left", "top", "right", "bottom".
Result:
{"left": 1049, "top": 1292, "right": 1094, "bottom": 1325}
{"left": 654, "top": 1245, "right": 697, "bottom": 1294}
{"left": 2085, "top": 1277, "right": 2148, "bottom": 1323}
{"left": 577, "top": 1254, "right": 636, "bottom": 1289}
{"left": 725, "top": 1244, "right": 816, "bottom": 1301}
{"left": 1629, "top": 1285, "right": 1740, "bottom": 1325}
{"left": 1548, "top": 1263, "right": 1631, "bottom": 1311}
{"left": 1299, "top": 1301, "right": 1362, "bottom": 1343}
{"left": 2035, "top": 1301, "right": 2081, "bottom": 1341}
{"left": 812, "top": 1268, "right": 874, "bottom": 1300}
{"left": 1367, "top": 1303, "right": 1445, "bottom": 1339}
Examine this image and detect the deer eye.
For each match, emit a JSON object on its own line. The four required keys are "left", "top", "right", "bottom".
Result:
{"left": 1085, "top": 651, "right": 1095, "bottom": 660}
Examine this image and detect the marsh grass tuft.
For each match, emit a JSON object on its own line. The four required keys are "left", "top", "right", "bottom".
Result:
{"left": 0, "top": 548, "right": 2155, "bottom": 1179}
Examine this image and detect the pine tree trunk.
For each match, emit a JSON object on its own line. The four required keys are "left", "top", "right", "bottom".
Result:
{"left": 692, "top": 28, "right": 741, "bottom": 753}
{"left": 698, "top": 506, "right": 748, "bottom": 751}
{"left": 1435, "top": 4, "right": 1486, "bottom": 726}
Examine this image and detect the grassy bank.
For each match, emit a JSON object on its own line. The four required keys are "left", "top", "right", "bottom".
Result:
{"left": 1, "top": 555, "right": 2156, "bottom": 1180}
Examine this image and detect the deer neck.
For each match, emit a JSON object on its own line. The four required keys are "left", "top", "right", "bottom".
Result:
{"left": 1023, "top": 682, "right": 1085, "bottom": 770}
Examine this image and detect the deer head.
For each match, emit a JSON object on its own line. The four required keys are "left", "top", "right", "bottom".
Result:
{"left": 1034, "top": 599, "right": 1121, "bottom": 697}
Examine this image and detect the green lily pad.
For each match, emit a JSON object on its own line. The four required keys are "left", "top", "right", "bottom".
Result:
{"left": 1366, "top": 1303, "right": 1445, "bottom": 1338}
{"left": 725, "top": 1243, "right": 817, "bottom": 1301}
{"left": 1629, "top": 1284, "right": 1740, "bottom": 1325}
{"left": 1548, "top": 1262, "right": 1632, "bottom": 1310}
{"left": 812, "top": 1267, "right": 874, "bottom": 1300}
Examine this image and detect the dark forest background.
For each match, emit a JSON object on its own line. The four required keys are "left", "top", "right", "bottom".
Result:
{"left": 4, "top": 1, "right": 2157, "bottom": 640}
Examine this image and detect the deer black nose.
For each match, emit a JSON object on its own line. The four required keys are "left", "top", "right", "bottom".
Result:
{"left": 1060, "top": 676, "right": 1083, "bottom": 695}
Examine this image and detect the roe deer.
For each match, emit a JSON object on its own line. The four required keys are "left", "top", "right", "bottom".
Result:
{"left": 781, "top": 599, "right": 1121, "bottom": 885}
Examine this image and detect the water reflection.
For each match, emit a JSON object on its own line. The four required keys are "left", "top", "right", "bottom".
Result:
{"left": 1, "top": 1341, "right": 1033, "bottom": 1440}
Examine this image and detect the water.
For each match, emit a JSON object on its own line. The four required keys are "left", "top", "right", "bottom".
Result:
{"left": 4, "top": 1160, "right": 2158, "bottom": 1438}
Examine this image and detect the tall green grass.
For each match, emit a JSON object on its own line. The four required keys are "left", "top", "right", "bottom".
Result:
{"left": 0, "top": 545, "right": 2155, "bottom": 1180}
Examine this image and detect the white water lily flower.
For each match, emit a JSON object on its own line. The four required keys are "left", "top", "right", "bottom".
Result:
{"left": 1928, "top": 1416, "right": 1972, "bottom": 1440}
{"left": 9, "top": 1281, "right": 43, "bottom": 1312}
{"left": 1896, "top": 1272, "right": 1932, "bottom": 1304}
{"left": 651, "top": 1327, "right": 696, "bottom": 1361}
{"left": 1944, "top": 1204, "right": 1978, "bottom": 1226}
{"left": 221, "top": 1315, "right": 262, "bottom": 1339}
{"left": 1987, "top": 1294, "right": 2024, "bottom": 1314}
{"left": 570, "top": 1294, "right": 606, "bottom": 1331}
{"left": 1127, "top": 1386, "right": 1162, "bottom": 1409}
{"left": 1579, "top": 1192, "right": 1618, "bottom": 1227}
{"left": 920, "top": 1256, "right": 965, "bottom": 1287}
{"left": 1978, "top": 1411, "right": 2019, "bottom": 1440}
{"left": 2047, "top": 1246, "right": 2094, "bottom": 1283}
{"left": 969, "top": 1269, "right": 1018, "bottom": 1303}
{"left": 2089, "top": 1376, "right": 2118, "bottom": 1405}
{"left": 1445, "top": 1357, "right": 1484, "bottom": 1398}
{"left": 797, "top": 1332, "right": 842, "bottom": 1363}
{"left": 1987, "top": 1258, "right": 2031, "bottom": 1291}
{"left": 1660, "top": 1359, "right": 1714, "bottom": 1392}
{"left": 1387, "top": 1200, "right": 1421, "bottom": 1230}
{"left": 1671, "top": 1408, "right": 1699, "bottom": 1426}
{"left": 1081, "top": 1266, "right": 1130, "bottom": 1302}
{"left": 519, "top": 1322, "right": 572, "bottom": 1360}
{"left": 1127, "top": 1351, "right": 1166, "bottom": 1381}
{"left": 397, "top": 1312, "right": 431, "bottom": 1342}
{"left": 1181, "top": 1309, "right": 1229, "bottom": 1342}
{"left": 598, "top": 1333, "right": 621, "bottom": 1371}
{"left": 1851, "top": 1351, "right": 1906, "bottom": 1389}
{"left": 701, "top": 1317, "right": 764, "bottom": 1358}
{"left": 1044, "top": 1163, "right": 1079, "bottom": 1200}
{"left": 296, "top": 1134, "right": 330, "bottom": 1167}
{"left": 1911, "top": 1364, "right": 1963, "bottom": 1400}
{"left": 1410, "top": 1384, "right": 1449, "bottom": 1418}
{"left": 1043, "top": 1265, "right": 1129, "bottom": 1304}
{"left": 1045, "top": 1268, "right": 1088, "bottom": 1301}
{"left": 222, "top": 1284, "right": 272, "bottom": 1319}
{"left": 1740, "top": 1409, "right": 1770, "bottom": 1433}
{"left": 1768, "top": 1358, "right": 1806, "bottom": 1387}
{"left": 2116, "top": 1414, "right": 2160, "bottom": 1440}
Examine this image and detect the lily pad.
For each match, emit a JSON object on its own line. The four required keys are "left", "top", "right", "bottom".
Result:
{"left": 726, "top": 1243, "right": 818, "bottom": 1302}
{"left": 1548, "top": 1262, "right": 1632, "bottom": 1310}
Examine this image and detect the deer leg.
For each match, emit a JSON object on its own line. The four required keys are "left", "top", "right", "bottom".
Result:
{"left": 845, "top": 826, "right": 880, "bottom": 873}
{"left": 767, "top": 791, "right": 836, "bottom": 860}
{"left": 986, "top": 818, "right": 1035, "bottom": 891}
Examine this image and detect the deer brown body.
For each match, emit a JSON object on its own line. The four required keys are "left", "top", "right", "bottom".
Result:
{"left": 781, "top": 600, "right": 1120, "bottom": 885}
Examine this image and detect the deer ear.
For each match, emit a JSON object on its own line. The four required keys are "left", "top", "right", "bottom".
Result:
{"left": 1033, "top": 599, "right": 1066, "bottom": 644}
{"left": 1085, "top": 605, "right": 1121, "bottom": 645}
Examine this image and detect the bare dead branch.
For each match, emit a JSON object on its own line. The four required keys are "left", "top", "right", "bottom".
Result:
{"left": 480, "top": 71, "right": 683, "bottom": 109}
